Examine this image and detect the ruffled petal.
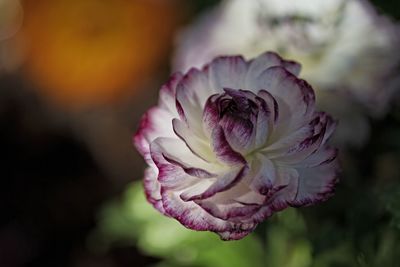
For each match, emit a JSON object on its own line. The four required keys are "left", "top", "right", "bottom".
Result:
{"left": 246, "top": 52, "right": 301, "bottom": 84}
{"left": 241, "top": 167, "right": 300, "bottom": 225}
{"left": 267, "top": 112, "right": 335, "bottom": 164}
{"left": 134, "top": 107, "right": 176, "bottom": 163}
{"left": 250, "top": 67, "right": 315, "bottom": 135}
{"left": 299, "top": 146, "right": 338, "bottom": 168}
{"left": 195, "top": 182, "right": 265, "bottom": 220}
{"left": 172, "top": 118, "right": 216, "bottom": 162}
{"left": 196, "top": 199, "right": 261, "bottom": 221}
{"left": 161, "top": 189, "right": 255, "bottom": 240}
{"left": 176, "top": 68, "right": 215, "bottom": 110}
{"left": 143, "top": 167, "right": 165, "bottom": 214}
{"left": 151, "top": 137, "right": 220, "bottom": 184}
{"left": 219, "top": 107, "right": 256, "bottom": 153}
{"left": 206, "top": 55, "right": 248, "bottom": 91}
{"left": 180, "top": 164, "right": 248, "bottom": 201}
{"left": 264, "top": 123, "right": 313, "bottom": 154}
{"left": 247, "top": 153, "right": 276, "bottom": 195}
{"left": 175, "top": 86, "right": 204, "bottom": 135}
{"left": 211, "top": 126, "right": 246, "bottom": 165}
{"left": 289, "top": 160, "right": 339, "bottom": 207}
{"left": 264, "top": 167, "right": 300, "bottom": 210}
{"left": 252, "top": 95, "right": 271, "bottom": 149}
{"left": 257, "top": 89, "right": 279, "bottom": 123}
{"left": 202, "top": 94, "right": 220, "bottom": 137}
{"left": 161, "top": 189, "right": 232, "bottom": 232}
{"left": 158, "top": 72, "right": 183, "bottom": 114}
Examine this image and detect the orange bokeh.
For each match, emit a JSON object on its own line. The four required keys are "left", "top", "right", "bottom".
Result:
{"left": 18, "top": 0, "right": 181, "bottom": 108}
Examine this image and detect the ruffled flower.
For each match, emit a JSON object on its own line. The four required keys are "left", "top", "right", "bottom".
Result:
{"left": 134, "top": 52, "right": 339, "bottom": 240}
{"left": 17, "top": 0, "right": 180, "bottom": 108}
{"left": 174, "top": 0, "right": 400, "bottom": 146}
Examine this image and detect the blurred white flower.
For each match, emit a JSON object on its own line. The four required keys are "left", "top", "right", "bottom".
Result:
{"left": 174, "top": 0, "right": 400, "bottom": 146}
{"left": 134, "top": 52, "right": 339, "bottom": 240}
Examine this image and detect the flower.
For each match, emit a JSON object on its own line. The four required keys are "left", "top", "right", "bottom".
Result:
{"left": 17, "top": 0, "right": 181, "bottom": 109}
{"left": 134, "top": 52, "right": 339, "bottom": 240}
{"left": 0, "top": 0, "right": 22, "bottom": 41}
{"left": 174, "top": 0, "right": 400, "bottom": 146}
{"left": 0, "top": 0, "right": 23, "bottom": 73}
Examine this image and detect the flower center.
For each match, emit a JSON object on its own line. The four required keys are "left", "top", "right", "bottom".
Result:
{"left": 219, "top": 93, "right": 257, "bottom": 121}
{"left": 210, "top": 88, "right": 271, "bottom": 154}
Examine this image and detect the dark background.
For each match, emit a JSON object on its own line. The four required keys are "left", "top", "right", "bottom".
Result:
{"left": 1, "top": 1, "right": 399, "bottom": 267}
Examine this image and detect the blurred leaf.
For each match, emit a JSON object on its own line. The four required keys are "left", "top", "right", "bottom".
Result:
{"left": 264, "top": 209, "right": 312, "bottom": 267}
{"left": 311, "top": 241, "right": 357, "bottom": 267}
{"left": 384, "top": 186, "right": 400, "bottom": 230}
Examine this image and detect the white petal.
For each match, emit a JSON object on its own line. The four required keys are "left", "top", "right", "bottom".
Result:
{"left": 207, "top": 55, "right": 248, "bottom": 92}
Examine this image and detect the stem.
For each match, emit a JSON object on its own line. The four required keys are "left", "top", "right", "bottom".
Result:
{"left": 264, "top": 222, "right": 268, "bottom": 266}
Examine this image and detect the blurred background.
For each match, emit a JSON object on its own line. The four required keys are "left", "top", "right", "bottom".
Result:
{"left": 1, "top": 0, "right": 400, "bottom": 267}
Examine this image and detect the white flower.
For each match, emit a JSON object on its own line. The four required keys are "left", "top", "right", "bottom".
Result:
{"left": 174, "top": 0, "right": 400, "bottom": 145}
{"left": 134, "top": 52, "right": 339, "bottom": 240}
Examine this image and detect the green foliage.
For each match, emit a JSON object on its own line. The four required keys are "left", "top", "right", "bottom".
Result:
{"left": 385, "top": 186, "right": 400, "bottom": 230}
{"left": 264, "top": 209, "right": 313, "bottom": 267}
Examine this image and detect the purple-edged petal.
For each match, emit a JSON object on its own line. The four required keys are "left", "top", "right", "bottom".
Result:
{"left": 150, "top": 139, "right": 213, "bottom": 198}
{"left": 246, "top": 52, "right": 301, "bottom": 85}
{"left": 150, "top": 137, "right": 219, "bottom": 185}
{"left": 206, "top": 55, "right": 248, "bottom": 91}
{"left": 267, "top": 112, "right": 335, "bottom": 164}
{"left": 263, "top": 167, "right": 300, "bottom": 210}
{"left": 252, "top": 91, "right": 278, "bottom": 148}
{"left": 161, "top": 188, "right": 255, "bottom": 240}
{"left": 219, "top": 109, "right": 255, "bottom": 152}
{"left": 251, "top": 67, "right": 315, "bottom": 135}
{"left": 180, "top": 164, "right": 248, "bottom": 201}
{"left": 211, "top": 126, "right": 246, "bottom": 165}
{"left": 241, "top": 167, "right": 300, "bottom": 225}
{"left": 203, "top": 89, "right": 265, "bottom": 152}
{"left": 134, "top": 107, "right": 177, "bottom": 163}
{"left": 282, "top": 60, "right": 302, "bottom": 76}
{"left": 143, "top": 167, "right": 165, "bottom": 214}
{"left": 163, "top": 155, "right": 217, "bottom": 179}
{"left": 289, "top": 160, "right": 339, "bottom": 207}
{"left": 194, "top": 183, "right": 264, "bottom": 220}
{"left": 246, "top": 153, "right": 276, "bottom": 195}
{"left": 158, "top": 72, "right": 183, "bottom": 114}
{"left": 202, "top": 94, "right": 220, "bottom": 137}
{"left": 172, "top": 118, "right": 216, "bottom": 162}
{"left": 177, "top": 68, "right": 216, "bottom": 108}
{"left": 271, "top": 126, "right": 326, "bottom": 164}
{"left": 175, "top": 68, "right": 216, "bottom": 136}
{"left": 299, "top": 146, "right": 338, "bottom": 168}
{"left": 264, "top": 123, "right": 314, "bottom": 155}
{"left": 257, "top": 90, "right": 279, "bottom": 123}
{"left": 218, "top": 230, "right": 254, "bottom": 241}
{"left": 175, "top": 88, "right": 202, "bottom": 134}
{"left": 161, "top": 189, "right": 232, "bottom": 232}
{"left": 271, "top": 167, "right": 299, "bottom": 193}
{"left": 321, "top": 114, "right": 337, "bottom": 145}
